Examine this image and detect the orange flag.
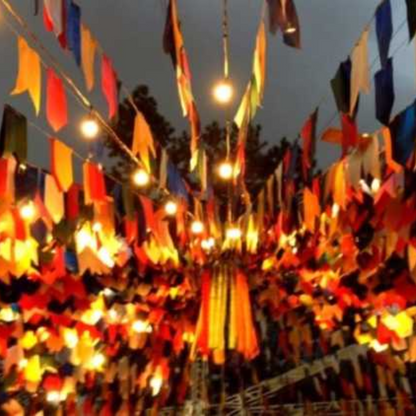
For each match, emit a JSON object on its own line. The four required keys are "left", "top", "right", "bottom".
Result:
{"left": 50, "top": 138, "right": 73, "bottom": 192}
{"left": 132, "top": 112, "right": 156, "bottom": 172}
{"left": 81, "top": 24, "right": 96, "bottom": 91}
{"left": 253, "top": 20, "right": 267, "bottom": 101}
{"left": 11, "top": 37, "right": 42, "bottom": 114}
{"left": 46, "top": 68, "right": 67, "bottom": 132}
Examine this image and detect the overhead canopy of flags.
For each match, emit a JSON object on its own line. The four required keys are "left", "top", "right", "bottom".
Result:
{"left": 2, "top": 0, "right": 416, "bottom": 413}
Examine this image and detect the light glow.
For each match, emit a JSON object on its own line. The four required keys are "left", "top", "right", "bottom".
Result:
{"left": 164, "top": 201, "right": 178, "bottom": 216}
{"left": 213, "top": 79, "right": 233, "bottom": 104}
{"left": 191, "top": 220, "right": 204, "bottom": 235}
{"left": 133, "top": 169, "right": 150, "bottom": 187}
{"left": 80, "top": 117, "right": 99, "bottom": 139}
{"left": 218, "top": 161, "right": 233, "bottom": 180}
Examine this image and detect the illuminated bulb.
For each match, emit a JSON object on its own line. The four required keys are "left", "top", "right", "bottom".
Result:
{"left": 164, "top": 201, "right": 178, "bottom": 216}
{"left": 90, "top": 352, "right": 105, "bottom": 369}
{"left": 20, "top": 201, "right": 36, "bottom": 221}
{"left": 331, "top": 203, "right": 340, "bottom": 218}
{"left": 226, "top": 227, "right": 242, "bottom": 240}
{"left": 133, "top": 169, "right": 150, "bottom": 187}
{"left": 150, "top": 375, "right": 163, "bottom": 396}
{"left": 0, "top": 307, "right": 16, "bottom": 322}
{"left": 201, "top": 237, "right": 215, "bottom": 251}
{"left": 92, "top": 222, "right": 102, "bottom": 233}
{"left": 80, "top": 117, "right": 99, "bottom": 139}
{"left": 18, "top": 358, "right": 28, "bottom": 370}
{"left": 46, "top": 391, "right": 61, "bottom": 404}
{"left": 371, "top": 178, "right": 381, "bottom": 194}
{"left": 218, "top": 161, "right": 233, "bottom": 180}
{"left": 213, "top": 79, "right": 233, "bottom": 104}
{"left": 132, "top": 320, "right": 152, "bottom": 334}
{"left": 103, "top": 288, "right": 114, "bottom": 297}
{"left": 64, "top": 330, "right": 78, "bottom": 349}
{"left": 191, "top": 220, "right": 204, "bottom": 235}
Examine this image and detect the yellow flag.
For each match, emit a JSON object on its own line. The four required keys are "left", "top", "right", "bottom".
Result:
{"left": 132, "top": 112, "right": 156, "bottom": 172}
{"left": 45, "top": 174, "right": 64, "bottom": 224}
{"left": 51, "top": 139, "right": 73, "bottom": 192}
{"left": 81, "top": 24, "right": 97, "bottom": 91}
{"left": 12, "top": 37, "right": 41, "bottom": 114}
{"left": 253, "top": 21, "right": 266, "bottom": 100}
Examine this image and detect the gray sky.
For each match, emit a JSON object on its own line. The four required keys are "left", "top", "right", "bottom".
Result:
{"left": 0, "top": 0, "right": 414, "bottom": 172}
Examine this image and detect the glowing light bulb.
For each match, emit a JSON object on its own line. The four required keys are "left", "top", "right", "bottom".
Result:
{"left": 226, "top": 227, "right": 242, "bottom": 240}
{"left": 371, "top": 178, "right": 381, "bottom": 194}
{"left": 132, "top": 320, "right": 152, "bottom": 334}
{"left": 164, "top": 201, "right": 178, "bottom": 216}
{"left": 80, "top": 117, "right": 99, "bottom": 139}
{"left": 64, "top": 329, "right": 78, "bottom": 349}
{"left": 46, "top": 391, "right": 61, "bottom": 404}
{"left": 213, "top": 79, "right": 233, "bottom": 104}
{"left": 218, "top": 161, "right": 233, "bottom": 180}
{"left": 92, "top": 222, "right": 102, "bottom": 233}
{"left": 19, "top": 201, "right": 36, "bottom": 221}
{"left": 133, "top": 169, "right": 150, "bottom": 187}
{"left": 150, "top": 375, "right": 163, "bottom": 396}
{"left": 201, "top": 237, "right": 215, "bottom": 251}
{"left": 331, "top": 203, "right": 340, "bottom": 218}
{"left": 90, "top": 352, "right": 105, "bottom": 370}
{"left": 191, "top": 220, "right": 204, "bottom": 235}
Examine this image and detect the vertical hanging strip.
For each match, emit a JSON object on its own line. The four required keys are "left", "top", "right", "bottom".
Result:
{"left": 50, "top": 138, "right": 73, "bottom": 192}
{"left": 163, "top": 0, "right": 201, "bottom": 170}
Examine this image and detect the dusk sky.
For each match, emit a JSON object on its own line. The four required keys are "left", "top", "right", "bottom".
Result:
{"left": 0, "top": 0, "right": 414, "bottom": 170}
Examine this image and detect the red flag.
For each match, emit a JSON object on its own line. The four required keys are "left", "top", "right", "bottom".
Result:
{"left": 101, "top": 55, "right": 118, "bottom": 119}
{"left": 46, "top": 68, "right": 68, "bottom": 132}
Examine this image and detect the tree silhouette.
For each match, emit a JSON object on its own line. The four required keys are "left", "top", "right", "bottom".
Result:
{"left": 106, "top": 85, "right": 292, "bottom": 198}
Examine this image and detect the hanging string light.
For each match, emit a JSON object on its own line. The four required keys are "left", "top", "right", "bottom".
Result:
{"left": 164, "top": 200, "right": 178, "bottom": 216}
{"left": 218, "top": 160, "right": 233, "bottom": 180}
{"left": 132, "top": 168, "right": 150, "bottom": 187}
{"left": 80, "top": 114, "right": 99, "bottom": 140}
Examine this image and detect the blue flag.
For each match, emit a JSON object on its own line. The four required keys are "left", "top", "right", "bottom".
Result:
{"left": 375, "top": 58, "right": 395, "bottom": 126}
{"left": 376, "top": 0, "right": 393, "bottom": 68}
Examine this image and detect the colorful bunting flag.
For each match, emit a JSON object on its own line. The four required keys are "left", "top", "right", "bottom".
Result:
{"left": 0, "top": 105, "right": 28, "bottom": 163}
{"left": 67, "top": 0, "right": 81, "bottom": 66}
{"left": 46, "top": 68, "right": 68, "bottom": 132}
{"left": 375, "top": 0, "right": 393, "bottom": 68}
{"left": 101, "top": 55, "right": 118, "bottom": 119}
{"left": 81, "top": 24, "right": 96, "bottom": 91}
{"left": 11, "top": 37, "right": 42, "bottom": 115}
{"left": 132, "top": 112, "right": 156, "bottom": 173}
{"left": 350, "top": 29, "right": 370, "bottom": 116}
{"left": 50, "top": 138, "right": 73, "bottom": 192}
{"left": 405, "top": 0, "right": 416, "bottom": 41}
{"left": 375, "top": 58, "right": 395, "bottom": 126}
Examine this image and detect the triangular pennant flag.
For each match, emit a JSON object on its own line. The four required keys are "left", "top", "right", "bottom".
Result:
{"left": 350, "top": 29, "right": 370, "bottom": 115}
{"left": 132, "top": 112, "right": 156, "bottom": 173}
{"left": 46, "top": 68, "right": 68, "bottom": 131}
{"left": 11, "top": 37, "right": 42, "bottom": 114}
{"left": 376, "top": 0, "right": 393, "bottom": 68}
{"left": 67, "top": 0, "right": 81, "bottom": 66}
{"left": 81, "top": 24, "right": 96, "bottom": 91}
{"left": 375, "top": 58, "right": 395, "bottom": 126}
{"left": 101, "top": 55, "right": 118, "bottom": 119}
{"left": 331, "top": 58, "right": 356, "bottom": 115}
{"left": 50, "top": 138, "right": 73, "bottom": 192}
{"left": 0, "top": 105, "right": 28, "bottom": 163}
